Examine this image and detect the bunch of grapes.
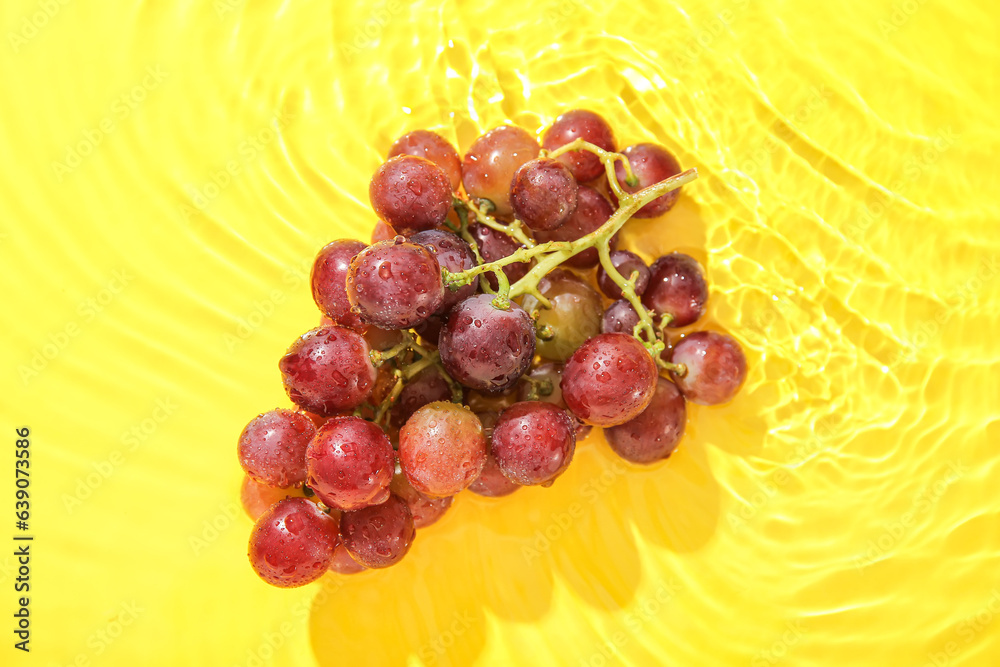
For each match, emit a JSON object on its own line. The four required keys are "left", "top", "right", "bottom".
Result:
{"left": 237, "top": 110, "right": 748, "bottom": 587}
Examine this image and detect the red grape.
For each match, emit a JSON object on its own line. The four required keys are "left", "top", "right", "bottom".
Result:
{"left": 510, "top": 158, "right": 578, "bottom": 231}
{"left": 398, "top": 401, "right": 486, "bottom": 497}
{"left": 388, "top": 129, "right": 462, "bottom": 191}
{"left": 641, "top": 253, "right": 708, "bottom": 328}
{"left": 237, "top": 408, "right": 315, "bottom": 488}
{"left": 670, "top": 331, "right": 747, "bottom": 405}
{"left": 438, "top": 294, "right": 536, "bottom": 393}
{"left": 462, "top": 125, "right": 540, "bottom": 217}
{"left": 612, "top": 143, "right": 682, "bottom": 218}
{"left": 561, "top": 333, "right": 658, "bottom": 427}
{"left": 601, "top": 299, "right": 641, "bottom": 337}
{"left": 279, "top": 326, "right": 376, "bottom": 416}
{"left": 328, "top": 540, "right": 366, "bottom": 575}
{"left": 370, "top": 155, "right": 452, "bottom": 234}
{"left": 491, "top": 401, "right": 576, "bottom": 486}
{"left": 311, "top": 240, "right": 367, "bottom": 330}
{"left": 597, "top": 250, "right": 650, "bottom": 299}
{"left": 467, "top": 411, "right": 521, "bottom": 497}
{"left": 605, "top": 377, "right": 686, "bottom": 464}
{"left": 346, "top": 239, "right": 445, "bottom": 329}
{"left": 390, "top": 464, "right": 454, "bottom": 528}
{"left": 542, "top": 109, "right": 616, "bottom": 182}
{"left": 521, "top": 269, "right": 603, "bottom": 362}
{"left": 240, "top": 475, "right": 308, "bottom": 521}
{"left": 248, "top": 497, "right": 339, "bottom": 587}
{"left": 340, "top": 493, "right": 415, "bottom": 568}
{"left": 467, "top": 222, "right": 530, "bottom": 290}
{"left": 305, "top": 416, "right": 395, "bottom": 511}
{"left": 534, "top": 185, "right": 615, "bottom": 269}
{"left": 410, "top": 229, "right": 478, "bottom": 312}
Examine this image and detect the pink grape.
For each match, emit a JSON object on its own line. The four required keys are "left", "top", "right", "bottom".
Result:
{"left": 279, "top": 326, "right": 376, "bottom": 416}
{"left": 388, "top": 129, "right": 462, "bottom": 191}
{"left": 561, "top": 333, "right": 658, "bottom": 427}
{"left": 311, "top": 240, "right": 367, "bottom": 330}
{"left": 542, "top": 109, "right": 616, "bottom": 182}
{"left": 237, "top": 408, "right": 315, "bottom": 488}
{"left": 467, "top": 411, "right": 522, "bottom": 497}
{"left": 329, "top": 540, "right": 366, "bottom": 575}
{"left": 398, "top": 401, "right": 487, "bottom": 497}
{"left": 370, "top": 155, "right": 452, "bottom": 234}
{"left": 305, "top": 416, "right": 395, "bottom": 511}
{"left": 606, "top": 377, "right": 686, "bottom": 464}
{"left": 340, "top": 493, "right": 415, "bottom": 569}
{"left": 346, "top": 238, "right": 445, "bottom": 329}
{"left": 438, "top": 294, "right": 536, "bottom": 393}
{"left": 612, "top": 143, "right": 683, "bottom": 218}
{"left": 462, "top": 125, "right": 540, "bottom": 217}
{"left": 248, "top": 497, "right": 339, "bottom": 588}
{"left": 670, "top": 331, "right": 748, "bottom": 405}
{"left": 390, "top": 465, "right": 454, "bottom": 529}
{"left": 510, "top": 157, "right": 579, "bottom": 231}
{"left": 641, "top": 253, "right": 708, "bottom": 328}
{"left": 371, "top": 221, "right": 396, "bottom": 243}
{"left": 410, "top": 229, "right": 478, "bottom": 312}
{"left": 467, "top": 222, "right": 530, "bottom": 290}
{"left": 389, "top": 367, "right": 453, "bottom": 430}
{"left": 491, "top": 401, "right": 576, "bottom": 486}
{"left": 601, "top": 299, "right": 642, "bottom": 337}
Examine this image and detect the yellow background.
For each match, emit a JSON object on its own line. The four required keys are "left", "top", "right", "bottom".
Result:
{"left": 3, "top": 0, "right": 999, "bottom": 665}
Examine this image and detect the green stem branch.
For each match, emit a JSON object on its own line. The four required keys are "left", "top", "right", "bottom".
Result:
{"left": 507, "top": 167, "right": 697, "bottom": 300}
{"left": 453, "top": 196, "right": 536, "bottom": 248}
{"left": 374, "top": 371, "right": 404, "bottom": 425}
{"left": 545, "top": 138, "right": 639, "bottom": 198}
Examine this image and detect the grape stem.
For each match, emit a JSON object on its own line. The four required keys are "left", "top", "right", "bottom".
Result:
{"left": 445, "top": 169, "right": 696, "bottom": 297}
{"left": 443, "top": 165, "right": 697, "bottom": 364}
{"left": 520, "top": 376, "right": 554, "bottom": 401}
{"left": 369, "top": 336, "right": 414, "bottom": 366}
{"left": 374, "top": 370, "right": 404, "bottom": 425}
{"left": 454, "top": 197, "right": 536, "bottom": 249}
{"left": 544, "top": 138, "right": 639, "bottom": 198}
{"left": 444, "top": 140, "right": 696, "bottom": 370}
{"left": 536, "top": 323, "right": 555, "bottom": 340}
{"left": 401, "top": 349, "right": 438, "bottom": 379}
{"left": 452, "top": 196, "right": 497, "bottom": 296}
{"left": 595, "top": 246, "right": 683, "bottom": 372}
{"left": 505, "top": 167, "right": 697, "bottom": 299}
